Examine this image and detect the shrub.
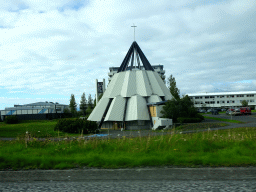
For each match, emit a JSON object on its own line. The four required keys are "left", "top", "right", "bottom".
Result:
{"left": 177, "top": 117, "right": 201, "bottom": 124}
{"left": 195, "top": 113, "right": 204, "bottom": 121}
{"left": 54, "top": 118, "right": 98, "bottom": 134}
{"left": 4, "top": 116, "right": 19, "bottom": 124}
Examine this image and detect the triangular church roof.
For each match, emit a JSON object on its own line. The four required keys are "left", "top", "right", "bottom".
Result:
{"left": 118, "top": 41, "right": 155, "bottom": 72}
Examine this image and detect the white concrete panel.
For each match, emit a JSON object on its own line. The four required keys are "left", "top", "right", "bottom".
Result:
{"left": 148, "top": 95, "right": 162, "bottom": 103}
{"left": 88, "top": 97, "right": 110, "bottom": 121}
{"left": 102, "top": 73, "right": 119, "bottom": 98}
{"left": 105, "top": 95, "right": 126, "bottom": 121}
{"left": 121, "top": 71, "right": 137, "bottom": 97}
{"left": 136, "top": 70, "right": 152, "bottom": 96}
{"left": 125, "top": 95, "right": 150, "bottom": 121}
{"left": 109, "top": 72, "right": 126, "bottom": 98}
{"left": 147, "top": 71, "right": 165, "bottom": 96}
{"left": 153, "top": 72, "right": 173, "bottom": 100}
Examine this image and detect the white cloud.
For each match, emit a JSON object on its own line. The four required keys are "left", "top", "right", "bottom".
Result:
{"left": 0, "top": 0, "right": 255, "bottom": 109}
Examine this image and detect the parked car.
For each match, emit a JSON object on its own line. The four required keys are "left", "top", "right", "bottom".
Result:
{"left": 216, "top": 108, "right": 221, "bottom": 112}
{"left": 231, "top": 108, "right": 241, "bottom": 116}
{"left": 226, "top": 108, "right": 234, "bottom": 115}
{"left": 240, "top": 107, "right": 251, "bottom": 115}
{"left": 199, "top": 109, "right": 206, "bottom": 113}
{"left": 207, "top": 109, "right": 213, "bottom": 113}
{"left": 221, "top": 108, "right": 226, "bottom": 112}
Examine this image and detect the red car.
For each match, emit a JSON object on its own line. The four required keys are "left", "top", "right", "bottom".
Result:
{"left": 240, "top": 107, "right": 251, "bottom": 115}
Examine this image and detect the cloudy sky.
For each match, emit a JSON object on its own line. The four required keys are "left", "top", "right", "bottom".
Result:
{"left": 0, "top": 0, "right": 255, "bottom": 109}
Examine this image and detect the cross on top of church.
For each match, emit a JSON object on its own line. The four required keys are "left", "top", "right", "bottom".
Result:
{"left": 131, "top": 24, "right": 137, "bottom": 41}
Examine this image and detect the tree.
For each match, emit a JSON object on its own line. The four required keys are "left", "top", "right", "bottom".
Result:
{"left": 241, "top": 100, "right": 248, "bottom": 107}
{"left": 167, "top": 75, "right": 180, "bottom": 100}
{"left": 80, "top": 93, "right": 87, "bottom": 116}
{"left": 161, "top": 95, "right": 198, "bottom": 123}
{"left": 69, "top": 94, "right": 77, "bottom": 117}
{"left": 88, "top": 94, "right": 93, "bottom": 109}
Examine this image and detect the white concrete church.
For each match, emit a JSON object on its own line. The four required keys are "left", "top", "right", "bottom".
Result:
{"left": 88, "top": 41, "right": 173, "bottom": 130}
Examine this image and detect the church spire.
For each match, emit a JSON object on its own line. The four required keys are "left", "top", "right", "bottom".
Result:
{"left": 117, "top": 41, "right": 154, "bottom": 73}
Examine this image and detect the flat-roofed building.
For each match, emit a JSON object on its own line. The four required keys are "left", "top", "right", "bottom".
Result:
{"left": 188, "top": 91, "right": 256, "bottom": 109}
{"left": 0, "top": 101, "right": 69, "bottom": 121}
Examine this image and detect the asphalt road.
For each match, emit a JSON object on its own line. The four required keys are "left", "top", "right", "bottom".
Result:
{"left": 1, "top": 168, "right": 256, "bottom": 191}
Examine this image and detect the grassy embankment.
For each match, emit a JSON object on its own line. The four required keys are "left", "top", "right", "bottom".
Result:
{"left": 1, "top": 126, "right": 256, "bottom": 170}
{"left": 0, "top": 120, "right": 81, "bottom": 138}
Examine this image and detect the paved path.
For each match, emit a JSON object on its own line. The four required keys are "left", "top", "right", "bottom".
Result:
{"left": 1, "top": 168, "right": 256, "bottom": 191}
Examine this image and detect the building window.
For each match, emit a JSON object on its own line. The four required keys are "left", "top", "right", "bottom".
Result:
{"left": 250, "top": 100, "right": 254, "bottom": 102}
{"left": 227, "top": 96, "right": 229, "bottom": 98}
{"left": 222, "top": 101, "right": 225, "bottom": 103}
{"left": 205, "top": 96, "right": 209, "bottom": 99}
{"left": 232, "top": 101, "right": 235, "bottom": 103}
{"left": 210, "top": 96, "right": 215, "bottom": 98}
{"left": 217, "top": 101, "right": 219, "bottom": 104}
{"left": 227, "top": 101, "right": 229, "bottom": 103}
{"left": 195, "top": 97, "right": 199, "bottom": 99}
{"left": 220, "top": 96, "right": 224, "bottom": 98}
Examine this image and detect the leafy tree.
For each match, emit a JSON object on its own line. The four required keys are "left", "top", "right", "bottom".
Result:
{"left": 161, "top": 95, "right": 198, "bottom": 123}
{"left": 63, "top": 107, "right": 72, "bottom": 118}
{"left": 80, "top": 92, "right": 87, "bottom": 116}
{"left": 86, "top": 106, "right": 93, "bottom": 117}
{"left": 69, "top": 94, "right": 77, "bottom": 117}
{"left": 88, "top": 94, "right": 93, "bottom": 109}
{"left": 241, "top": 100, "right": 248, "bottom": 107}
{"left": 167, "top": 75, "right": 180, "bottom": 100}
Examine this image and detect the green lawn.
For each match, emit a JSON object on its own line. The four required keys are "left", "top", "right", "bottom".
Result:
{"left": 203, "top": 116, "right": 245, "bottom": 124}
{"left": 0, "top": 120, "right": 81, "bottom": 138}
{"left": 1, "top": 126, "right": 256, "bottom": 170}
{"left": 175, "top": 122, "right": 228, "bottom": 131}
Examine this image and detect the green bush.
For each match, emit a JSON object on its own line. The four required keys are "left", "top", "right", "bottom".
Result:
{"left": 4, "top": 116, "right": 19, "bottom": 124}
{"left": 195, "top": 113, "right": 204, "bottom": 121}
{"left": 54, "top": 118, "right": 98, "bottom": 134}
{"left": 177, "top": 117, "right": 202, "bottom": 124}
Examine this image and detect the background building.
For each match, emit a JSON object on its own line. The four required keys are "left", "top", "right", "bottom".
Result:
{"left": 108, "top": 65, "right": 165, "bottom": 84}
{"left": 0, "top": 102, "right": 69, "bottom": 121}
{"left": 188, "top": 91, "right": 256, "bottom": 109}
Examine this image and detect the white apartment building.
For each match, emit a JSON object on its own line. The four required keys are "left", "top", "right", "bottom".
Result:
{"left": 108, "top": 65, "right": 165, "bottom": 84}
{"left": 188, "top": 91, "right": 256, "bottom": 109}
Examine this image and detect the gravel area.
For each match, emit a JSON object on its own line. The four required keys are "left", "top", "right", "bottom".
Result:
{"left": 1, "top": 180, "right": 256, "bottom": 192}
{"left": 1, "top": 168, "right": 256, "bottom": 191}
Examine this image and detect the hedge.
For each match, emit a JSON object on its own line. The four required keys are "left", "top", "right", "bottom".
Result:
{"left": 4, "top": 116, "right": 19, "bottom": 124}
{"left": 177, "top": 117, "right": 202, "bottom": 124}
{"left": 54, "top": 118, "right": 98, "bottom": 134}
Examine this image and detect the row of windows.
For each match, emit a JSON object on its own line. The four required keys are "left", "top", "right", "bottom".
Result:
{"left": 194, "top": 94, "right": 255, "bottom": 99}
{"left": 194, "top": 100, "right": 255, "bottom": 104}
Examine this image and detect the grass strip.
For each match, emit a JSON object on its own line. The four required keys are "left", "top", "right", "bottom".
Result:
{"left": 0, "top": 120, "right": 83, "bottom": 138}
{"left": 1, "top": 127, "right": 256, "bottom": 170}
{"left": 175, "top": 122, "right": 228, "bottom": 131}
{"left": 203, "top": 116, "right": 245, "bottom": 124}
